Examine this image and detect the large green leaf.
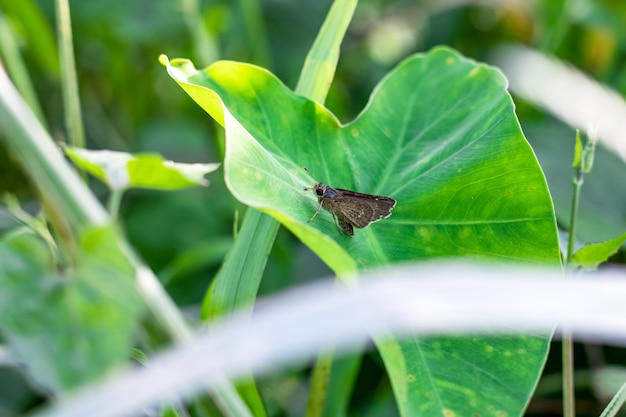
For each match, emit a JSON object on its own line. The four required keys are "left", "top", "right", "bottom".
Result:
{"left": 163, "top": 47, "right": 560, "bottom": 416}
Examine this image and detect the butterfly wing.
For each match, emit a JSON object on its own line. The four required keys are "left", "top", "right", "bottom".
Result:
{"left": 330, "top": 189, "right": 396, "bottom": 229}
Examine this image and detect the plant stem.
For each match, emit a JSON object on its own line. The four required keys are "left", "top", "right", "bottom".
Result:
{"left": 178, "top": 0, "right": 219, "bottom": 65}
{"left": 107, "top": 189, "right": 123, "bottom": 220}
{"left": 566, "top": 171, "right": 583, "bottom": 263}
{"left": 562, "top": 130, "right": 595, "bottom": 417}
{"left": 562, "top": 171, "right": 582, "bottom": 417}
{"left": 562, "top": 330, "right": 575, "bottom": 417}
{"left": 55, "top": 0, "right": 85, "bottom": 148}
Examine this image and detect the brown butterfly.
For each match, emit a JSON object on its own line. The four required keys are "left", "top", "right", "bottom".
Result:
{"left": 305, "top": 182, "right": 396, "bottom": 236}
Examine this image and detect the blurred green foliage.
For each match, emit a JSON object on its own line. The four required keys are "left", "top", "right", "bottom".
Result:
{"left": 2, "top": 0, "right": 626, "bottom": 416}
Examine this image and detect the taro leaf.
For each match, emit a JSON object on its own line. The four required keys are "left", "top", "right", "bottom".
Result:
{"left": 64, "top": 147, "right": 220, "bottom": 191}
{"left": 163, "top": 47, "right": 560, "bottom": 417}
{"left": 571, "top": 231, "right": 626, "bottom": 270}
{"left": 0, "top": 225, "right": 143, "bottom": 393}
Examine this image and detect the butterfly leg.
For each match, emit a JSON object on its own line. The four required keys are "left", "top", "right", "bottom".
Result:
{"left": 308, "top": 203, "right": 322, "bottom": 223}
{"left": 329, "top": 213, "right": 341, "bottom": 234}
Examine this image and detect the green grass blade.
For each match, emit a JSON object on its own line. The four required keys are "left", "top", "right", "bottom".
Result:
{"left": 295, "top": 4, "right": 359, "bottom": 407}
{"left": 191, "top": 2, "right": 358, "bottom": 413}
{"left": 200, "top": 209, "right": 278, "bottom": 417}
{"left": 55, "top": 0, "right": 85, "bottom": 147}
{"left": 296, "top": 0, "right": 357, "bottom": 101}
{"left": 202, "top": 209, "right": 279, "bottom": 319}
{"left": 0, "top": 0, "right": 59, "bottom": 74}
{"left": 0, "top": 14, "right": 47, "bottom": 128}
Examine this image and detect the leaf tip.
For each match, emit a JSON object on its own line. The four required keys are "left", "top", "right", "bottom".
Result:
{"left": 158, "top": 54, "right": 169, "bottom": 67}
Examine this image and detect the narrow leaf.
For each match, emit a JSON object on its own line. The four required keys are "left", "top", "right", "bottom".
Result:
{"left": 573, "top": 129, "right": 582, "bottom": 168}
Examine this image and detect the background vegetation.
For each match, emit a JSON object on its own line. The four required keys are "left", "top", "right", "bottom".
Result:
{"left": 1, "top": 0, "right": 626, "bottom": 416}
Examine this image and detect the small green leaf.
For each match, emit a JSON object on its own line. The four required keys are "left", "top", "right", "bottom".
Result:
{"left": 573, "top": 130, "right": 582, "bottom": 169}
{"left": 0, "top": 224, "right": 144, "bottom": 392}
{"left": 581, "top": 136, "right": 597, "bottom": 174}
{"left": 64, "top": 147, "right": 220, "bottom": 191}
{"left": 571, "top": 231, "right": 626, "bottom": 270}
